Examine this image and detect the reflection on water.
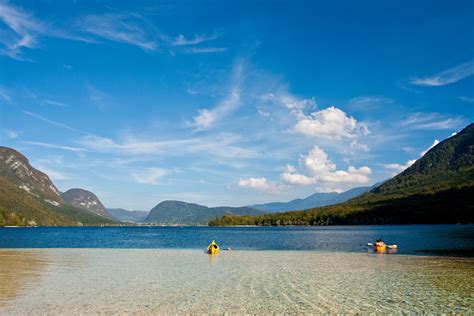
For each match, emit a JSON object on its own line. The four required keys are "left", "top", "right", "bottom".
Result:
{"left": 0, "top": 249, "right": 473, "bottom": 314}
{"left": 0, "top": 250, "right": 49, "bottom": 307}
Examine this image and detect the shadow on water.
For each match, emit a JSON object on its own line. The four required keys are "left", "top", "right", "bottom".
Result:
{"left": 0, "top": 250, "right": 49, "bottom": 307}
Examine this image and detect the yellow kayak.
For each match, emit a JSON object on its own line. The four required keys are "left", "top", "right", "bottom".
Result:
{"left": 374, "top": 245, "right": 386, "bottom": 252}
{"left": 207, "top": 240, "right": 220, "bottom": 255}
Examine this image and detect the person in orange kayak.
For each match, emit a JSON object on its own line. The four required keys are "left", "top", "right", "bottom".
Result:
{"left": 374, "top": 239, "right": 387, "bottom": 252}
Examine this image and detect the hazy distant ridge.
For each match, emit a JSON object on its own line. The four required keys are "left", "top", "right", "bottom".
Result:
{"left": 250, "top": 186, "right": 375, "bottom": 212}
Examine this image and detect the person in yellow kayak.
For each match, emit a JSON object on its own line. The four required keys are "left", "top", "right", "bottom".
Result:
{"left": 374, "top": 239, "right": 387, "bottom": 252}
{"left": 207, "top": 240, "right": 220, "bottom": 255}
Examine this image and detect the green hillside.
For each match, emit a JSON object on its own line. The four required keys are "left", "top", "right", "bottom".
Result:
{"left": 0, "top": 176, "right": 117, "bottom": 226}
{"left": 0, "top": 146, "right": 118, "bottom": 226}
{"left": 210, "top": 123, "right": 474, "bottom": 226}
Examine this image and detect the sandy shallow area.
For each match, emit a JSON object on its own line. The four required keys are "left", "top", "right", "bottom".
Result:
{"left": 0, "top": 249, "right": 472, "bottom": 314}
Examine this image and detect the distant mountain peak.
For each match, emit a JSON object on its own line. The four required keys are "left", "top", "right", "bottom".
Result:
{"left": 250, "top": 185, "right": 373, "bottom": 212}
{"left": 61, "top": 188, "right": 113, "bottom": 219}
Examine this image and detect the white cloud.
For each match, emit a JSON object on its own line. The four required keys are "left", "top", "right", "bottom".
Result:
{"left": 401, "top": 113, "right": 464, "bottom": 130}
{"left": 350, "top": 140, "right": 369, "bottom": 152}
{"left": 320, "top": 166, "right": 371, "bottom": 184}
{"left": 188, "top": 63, "right": 242, "bottom": 130}
{"left": 239, "top": 177, "right": 271, "bottom": 190}
{"left": 302, "top": 146, "right": 336, "bottom": 175}
{"left": 383, "top": 138, "right": 442, "bottom": 175}
{"left": 420, "top": 139, "right": 440, "bottom": 156}
{"left": 132, "top": 168, "right": 167, "bottom": 185}
{"left": 292, "top": 106, "right": 369, "bottom": 139}
{"left": 382, "top": 160, "right": 416, "bottom": 174}
{"left": 257, "top": 107, "right": 270, "bottom": 117}
{"left": 3, "top": 129, "right": 18, "bottom": 140}
{"left": 172, "top": 32, "right": 218, "bottom": 46}
{"left": 411, "top": 61, "right": 474, "bottom": 86}
{"left": 78, "top": 14, "right": 157, "bottom": 51}
{"left": 281, "top": 165, "right": 315, "bottom": 185}
{"left": 281, "top": 146, "right": 371, "bottom": 186}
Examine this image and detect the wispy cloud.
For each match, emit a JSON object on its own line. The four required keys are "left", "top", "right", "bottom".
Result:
{"left": 76, "top": 132, "right": 259, "bottom": 162}
{"left": 22, "top": 141, "right": 89, "bottom": 152}
{"left": 0, "top": 1, "right": 90, "bottom": 60}
{"left": 188, "top": 63, "right": 242, "bottom": 130}
{"left": 132, "top": 167, "right": 167, "bottom": 185}
{"left": 35, "top": 166, "right": 71, "bottom": 180}
{"left": 459, "top": 96, "right": 474, "bottom": 103}
{"left": 87, "top": 84, "right": 108, "bottom": 110}
{"left": 348, "top": 96, "right": 393, "bottom": 110}
{"left": 186, "top": 47, "right": 227, "bottom": 54}
{"left": 22, "top": 111, "right": 87, "bottom": 134}
{"left": 41, "top": 99, "right": 67, "bottom": 107}
{"left": 3, "top": 129, "right": 18, "bottom": 140}
{"left": 172, "top": 32, "right": 218, "bottom": 46}
{"left": 262, "top": 92, "right": 316, "bottom": 110}
{"left": 401, "top": 112, "right": 464, "bottom": 130}
{"left": 411, "top": 60, "right": 474, "bottom": 86}
{"left": 0, "top": 1, "right": 42, "bottom": 59}
{"left": 78, "top": 13, "right": 157, "bottom": 51}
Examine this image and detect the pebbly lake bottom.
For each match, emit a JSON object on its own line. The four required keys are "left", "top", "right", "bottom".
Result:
{"left": 0, "top": 249, "right": 473, "bottom": 314}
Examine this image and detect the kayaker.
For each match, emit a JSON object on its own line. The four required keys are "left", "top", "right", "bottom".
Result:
{"left": 374, "top": 239, "right": 386, "bottom": 252}
{"left": 207, "top": 240, "right": 220, "bottom": 254}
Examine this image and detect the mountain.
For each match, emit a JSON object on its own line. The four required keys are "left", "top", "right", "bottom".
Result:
{"left": 250, "top": 185, "right": 373, "bottom": 212}
{"left": 210, "top": 123, "right": 474, "bottom": 226}
{"left": 61, "top": 188, "right": 113, "bottom": 219}
{"left": 107, "top": 208, "right": 149, "bottom": 222}
{"left": 145, "top": 200, "right": 264, "bottom": 225}
{"left": 372, "top": 124, "right": 474, "bottom": 196}
{"left": 0, "top": 146, "right": 63, "bottom": 206}
{"left": 0, "top": 146, "right": 116, "bottom": 226}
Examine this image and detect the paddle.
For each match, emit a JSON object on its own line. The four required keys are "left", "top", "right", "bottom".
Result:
{"left": 367, "top": 243, "right": 397, "bottom": 249}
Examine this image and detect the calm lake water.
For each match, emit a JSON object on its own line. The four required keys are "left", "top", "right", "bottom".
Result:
{"left": 1, "top": 225, "right": 473, "bottom": 256}
{"left": 1, "top": 225, "right": 473, "bottom": 314}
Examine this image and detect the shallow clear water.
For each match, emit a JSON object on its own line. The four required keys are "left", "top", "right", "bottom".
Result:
{"left": 1, "top": 225, "right": 473, "bottom": 256}
{"left": 0, "top": 249, "right": 473, "bottom": 314}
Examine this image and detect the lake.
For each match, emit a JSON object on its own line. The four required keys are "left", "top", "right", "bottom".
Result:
{"left": 1, "top": 225, "right": 473, "bottom": 255}
{"left": 0, "top": 225, "right": 473, "bottom": 314}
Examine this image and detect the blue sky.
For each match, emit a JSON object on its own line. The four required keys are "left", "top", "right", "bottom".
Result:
{"left": 0, "top": 0, "right": 473, "bottom": 210}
